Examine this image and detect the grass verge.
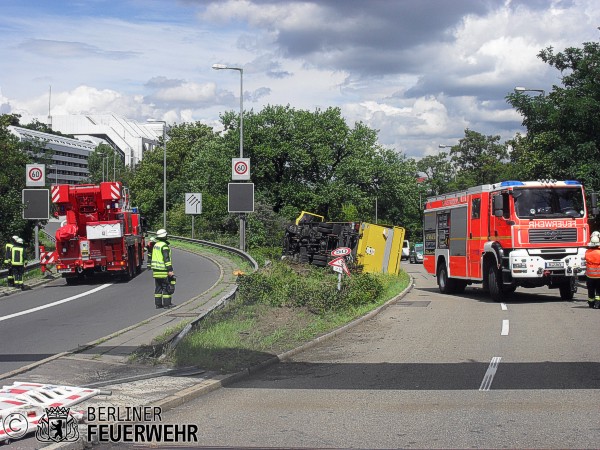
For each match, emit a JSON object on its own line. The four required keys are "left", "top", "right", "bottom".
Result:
{"left": 170, "top": 262, "right": 410, "bottom": 373}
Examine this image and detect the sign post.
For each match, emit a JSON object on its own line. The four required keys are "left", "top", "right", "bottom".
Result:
{"left": 328, "top": 247, "right": 352, "bottom": 291}
{"left": 185, "top": 193, "right": 202, "bottom": 239}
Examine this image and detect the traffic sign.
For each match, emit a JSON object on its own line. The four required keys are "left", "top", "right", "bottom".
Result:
{"left": 185, "top": 193, "right": 202, "bottom": 215}
{"left": 22, "top": 189, "right": 49, "bottom": 219}
{"left": 228, "top": 183, "right": 254, "bottom": 212}
{"left": 331, "top": 247, "right": 351, "bottom": 257}
{"left": 26, "top": 164, "right": 45, "bottom": 187}
{"left": 328, "top": 256, "right": 351, "bottom": 276}
{"left": 232, "top": 158, "right": 250, "bottom": 180}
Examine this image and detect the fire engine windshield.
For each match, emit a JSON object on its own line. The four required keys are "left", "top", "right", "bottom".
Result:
{"left": 513, "top": 187, "right": 585, "bottom": 219}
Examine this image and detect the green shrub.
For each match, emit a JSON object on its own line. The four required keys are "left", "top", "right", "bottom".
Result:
{"left": 237, "top": 260, "right": 391, "bottom": 314}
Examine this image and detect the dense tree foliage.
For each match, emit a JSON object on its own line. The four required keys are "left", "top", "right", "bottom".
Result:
{"left": 506, "top": 41, "right": 600, "bottom": 192}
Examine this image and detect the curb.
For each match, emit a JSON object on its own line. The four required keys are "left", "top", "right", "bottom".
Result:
{"left": 154, "top": 276, "right": 415, "bottom": 410}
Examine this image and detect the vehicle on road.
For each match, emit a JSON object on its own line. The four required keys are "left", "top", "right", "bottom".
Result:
{"left": 409, "top": 242, "right": 424, "bottom": 263}
{"left": 423, "top": 180, "right": 597, "bottom": 301}
{"left": 401, "top": 239, "right": 410, "bottom": 260}
{"left": 48, "top": 182, "right": 145, "bottom": 284}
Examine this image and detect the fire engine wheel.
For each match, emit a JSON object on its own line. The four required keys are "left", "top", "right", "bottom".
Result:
{"left": 487, "top": 264, "right": 505, "bottom": 302}
{"left": 559, "top": 280, "right": 575, "bottom": 300}
{"left": 437, "top": 264, "right": 457, "bottom": 294}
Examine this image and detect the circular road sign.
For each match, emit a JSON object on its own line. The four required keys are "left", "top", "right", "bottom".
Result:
{"left": 28, "top": 166, "right": 43, "bottom": 182}
{"left": 234, "top": 161, "right": 248, "bottom": 176}
{"left": 331, "top": 247, "right": 351, "bottom": 257}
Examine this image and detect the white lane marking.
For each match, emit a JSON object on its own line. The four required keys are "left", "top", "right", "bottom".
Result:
{"left": 501, "top": 319, "right": 509, "bottom": 336}
{"left": 0, "top": 284, "right": 112, "bottom": 323}
{"left": 479, "top": 356, "right": 502, "bottom": 391}
{"left": 501, "top": 303, "right": 507, "bottom": 311}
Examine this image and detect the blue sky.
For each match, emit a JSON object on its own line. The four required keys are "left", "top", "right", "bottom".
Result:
{"left": 1, "top": 0, "right": 599, "bottom": 159}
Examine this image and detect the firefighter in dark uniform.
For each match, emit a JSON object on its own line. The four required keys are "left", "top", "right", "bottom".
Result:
{"left": 4, "top": 235, "right": 18, "bottom": 287}
{"left": 151, "top": 229, "right": 174, "bottom": 309}
{"left": 585, "top": 231, "right": 600, "bottom": 308}
{"left": 11, "top": 237, "right": 25, "bottom": 290}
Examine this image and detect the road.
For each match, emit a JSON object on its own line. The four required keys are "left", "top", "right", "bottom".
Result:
{"left": 0, "top": 248, "right": 220, "bottom": 376}
{"left": 161, "top": 262, "right": 600, "bottom": 449}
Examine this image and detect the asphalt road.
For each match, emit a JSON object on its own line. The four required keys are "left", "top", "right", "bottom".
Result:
{"left": 0, "top": 247, "right": 220, "bottom": 375}
{"left": 161, "top": 262, "right": 600, "bottom": 449}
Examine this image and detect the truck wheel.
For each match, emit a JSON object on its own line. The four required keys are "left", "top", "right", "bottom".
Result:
{"left": 559, "top": 280, "right": 575, "bottom": 300}
{"left": 136, "top": 247, "right": 142, "bottom": 274}
{"left": 299, "top": 247, "right": 309, "bottom": 263}
{"left": 437, "top": 264, "right": 456, "bottom": 294}
{"left": 487, "top": 264, "right": 505, "bottom": 302}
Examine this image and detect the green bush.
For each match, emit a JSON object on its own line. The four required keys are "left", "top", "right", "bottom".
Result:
{"left": 237, "top": 260, "right": 389, "bottom": 314}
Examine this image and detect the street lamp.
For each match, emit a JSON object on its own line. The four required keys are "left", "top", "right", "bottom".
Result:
{"left": 438, "top": 144, "right": 457, "bottom": 182}
{"left": 514, "top": 86, "right": 545, "bottom": 96}
{"left": 147, "top": 119, "right": 167, "bottom": 229}
{"left": 97, "top": 152, "right": 107, "bottom": 182}
{"left": 212, "top": 63, "right": 246, "bottom": 251}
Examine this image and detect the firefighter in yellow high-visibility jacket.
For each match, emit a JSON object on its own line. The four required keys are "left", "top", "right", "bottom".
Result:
{"left": 151, "top": 229, "right": 174, "bottom": 309}
{"left": 585, "top": 231, "right": 600, "bottom": 309}
{"left": 11, "top": 237, "right": 26, "bottom": 290}
{"left": 4, "top": 235, "right": 18, "bottom": 287}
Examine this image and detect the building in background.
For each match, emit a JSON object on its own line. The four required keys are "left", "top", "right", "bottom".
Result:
{"left": 49, "top": 115, "right": 162, "bottom": 167}
{"left": 9, "top": 126, "right": 95, "bottom": 185}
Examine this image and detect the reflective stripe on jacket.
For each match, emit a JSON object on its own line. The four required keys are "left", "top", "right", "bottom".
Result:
{"left": 11, "top": 246, "right": 24, "bottom": 266}
{"left": 151, "top": 241, "right": 171, "bottom": 278}
{"left": 4, "top": 243, "right": 13, "bottom": 263}
{"left": 585, "top": 248, "right": 600, "bottom": 278}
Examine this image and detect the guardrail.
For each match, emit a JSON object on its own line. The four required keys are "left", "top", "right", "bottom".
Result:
{"left": 148, "top": 233, "right": 259, "bottom": 356}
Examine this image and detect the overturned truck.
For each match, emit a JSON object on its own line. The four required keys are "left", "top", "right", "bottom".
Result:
{"left": 282, "top": 211, "right": 406, "bottom": 275}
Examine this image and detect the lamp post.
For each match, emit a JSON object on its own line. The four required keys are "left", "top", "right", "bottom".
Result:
{"left": 438, "top": 144, "right": 457, "bottom": 182}
{"left": 514, "top": 86, "right": 545, "bottom": 96}
{"left": 212, "top": 63, "right": 246, "bottom": 251}
{"left": 147, "top": 119, "right": 167, "bottom": 230}
{"left": 97, "top": 152, "right": 106, "bottom": 182}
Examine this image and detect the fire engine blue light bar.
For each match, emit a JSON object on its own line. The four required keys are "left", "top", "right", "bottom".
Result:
{"left": 563, "top": 180, "right": 581, "bottom": 185}
{"left": 500, "top": 181, "right": 525, "bottom": 187}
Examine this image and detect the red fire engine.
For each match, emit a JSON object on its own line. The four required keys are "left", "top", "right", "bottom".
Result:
{"left": 423, "top": 180, "right": 598, "bottom": 301}
{"left": 49, "top": 182, "right": 145, "bottom": 284}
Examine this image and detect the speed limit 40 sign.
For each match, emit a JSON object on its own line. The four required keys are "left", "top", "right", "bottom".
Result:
{"left": 232, "top": 158, "right": 250, "bottom": 180}
{"left": 26, "top": 164, "right": 46, "bottom": 187}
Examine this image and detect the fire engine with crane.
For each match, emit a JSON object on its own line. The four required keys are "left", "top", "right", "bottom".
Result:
{"left": 45, "top": 181, "right": 145, "bottom": 284}
{"left": 423, "top": 180, "right": 598, "bottom": 301}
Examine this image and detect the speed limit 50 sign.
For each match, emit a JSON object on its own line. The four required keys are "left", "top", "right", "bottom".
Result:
{"left": 26, "top": 164, "right": 46, "bottom": 187}
{"left": 232, "top": 158, "right": 250, "bottom": 180}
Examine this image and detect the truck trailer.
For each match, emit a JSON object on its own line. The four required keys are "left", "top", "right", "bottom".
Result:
{"left": 282, "top": 211, "right": 406, "bottom": 275}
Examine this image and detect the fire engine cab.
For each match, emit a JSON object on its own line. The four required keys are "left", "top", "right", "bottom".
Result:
{"left": 423, "top": 180, "right": 598, "bottom": 301}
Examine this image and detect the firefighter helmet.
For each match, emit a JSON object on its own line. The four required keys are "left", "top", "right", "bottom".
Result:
{"left": 589, "top": 234, "right": 600, "bottom": 247}
{"left": 156, "top": 229, "right": 168, "bottom": 239}
{"left": 11, "top": 235, "right": 19, "bottom": 242}
{"left": 14, "top": 237, "right": 23, "bottom": 244}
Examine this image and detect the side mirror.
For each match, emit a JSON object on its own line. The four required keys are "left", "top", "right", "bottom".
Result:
{"left": 493, "top": 195, "right": 504, "bottom": 217}
{"left": 591, "top": 192, "right": 599, "bottom": 216}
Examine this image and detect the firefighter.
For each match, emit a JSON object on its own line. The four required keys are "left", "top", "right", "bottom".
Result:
{"left": 11, "top": 237, "right": 26, "bottom": 291}
{"left": 585, "top": 231, "right": 600, "bottom": 308}
{"left": 146, "top": 237, "right": 156, "bottom": 266}
{"left": 151, "top": 229, "right": 175, "bottom": 309}
{"left": 4, "top": 235, "right": 18, "bottom": 287}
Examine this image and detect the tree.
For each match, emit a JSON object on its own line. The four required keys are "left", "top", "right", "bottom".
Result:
{"left": 506, "top": 40, "right": 600, "bottom": 191}
{"left": 0, "top": 114, "right": 36, "bottom": 253}
{"left": 450, "top": 129, "right": 509, "bottom": 188}
{"left": 416, "top": 153, "right": 454, "bottom": 195}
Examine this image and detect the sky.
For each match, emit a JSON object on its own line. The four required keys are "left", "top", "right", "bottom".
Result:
{"left": 1, "top": 0, "right": 599, "bottom": 159}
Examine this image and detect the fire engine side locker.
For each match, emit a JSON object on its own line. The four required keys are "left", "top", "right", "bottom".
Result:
{"left": 424, "top": 204, "right": 468, "bottom": 279}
